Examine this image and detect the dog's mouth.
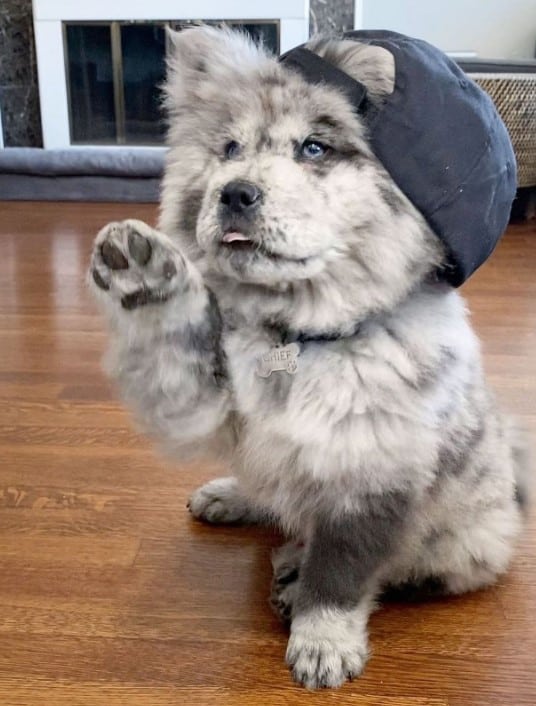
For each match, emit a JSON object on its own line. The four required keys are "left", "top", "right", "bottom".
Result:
{"left": 221, "top": 230, "right": 257, "bottom": 252}
{"left": 212, "top": 226, "right": 326, "bottom": 283}
{"left": 219, "top": 229, "right": 309, "bottom": 264}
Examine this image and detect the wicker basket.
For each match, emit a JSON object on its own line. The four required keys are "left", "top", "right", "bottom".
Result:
{"left": 469, "top": 73, "right": 536, "bottom": 188}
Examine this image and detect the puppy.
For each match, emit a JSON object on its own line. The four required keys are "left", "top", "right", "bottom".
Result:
{"left": 89, "top": 27, "right": 529, "bottom": 689}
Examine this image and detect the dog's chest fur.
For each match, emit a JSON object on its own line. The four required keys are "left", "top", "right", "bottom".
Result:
{"left": 220, "top": 289, "right": 476, "bottom": 529}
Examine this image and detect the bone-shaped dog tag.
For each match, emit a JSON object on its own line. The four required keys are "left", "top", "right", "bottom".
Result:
{"left": 256, "top": 343, "right": 300, "bottom": 378}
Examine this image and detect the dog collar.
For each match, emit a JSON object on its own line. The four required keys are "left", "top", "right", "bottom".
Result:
{"left": 266, "top": 321, "right": 362, "bottom": 346}
{"left": 256, "top": 321, "right": 362, "bottom": 378}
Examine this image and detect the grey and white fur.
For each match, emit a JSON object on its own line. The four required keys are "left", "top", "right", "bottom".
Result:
{"left": 88, "top": 27, "right": 531, "bottom": 689}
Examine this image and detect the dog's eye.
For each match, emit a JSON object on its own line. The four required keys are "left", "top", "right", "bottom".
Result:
{"left": 300, "top": 139, "right": 328, "bottom": 160}
{"left": 224, "top": 141, "right": 241, "bottom": 159}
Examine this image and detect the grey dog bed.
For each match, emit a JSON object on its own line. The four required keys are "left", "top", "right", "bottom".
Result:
{"left": 0, "top": 148, "right": 165, "bottom": 202}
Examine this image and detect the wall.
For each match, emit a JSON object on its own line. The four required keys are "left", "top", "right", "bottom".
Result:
{"left": 361, "top": 0, "right": 536, "bottom": 59}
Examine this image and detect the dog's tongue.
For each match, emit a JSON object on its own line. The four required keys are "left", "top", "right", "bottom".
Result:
{"left": 222, "top": 231, "right": 251, "bottom": 243}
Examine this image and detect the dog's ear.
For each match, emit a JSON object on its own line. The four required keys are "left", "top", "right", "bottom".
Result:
{"left": 164, "top": 25, "right": 269, "bottom": 111}
{"left": 305, "top": 38, "right": 395, "bottom": 102}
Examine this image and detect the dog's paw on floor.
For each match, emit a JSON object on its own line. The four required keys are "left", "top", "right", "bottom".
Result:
{"left": 286, "top": 607, "right": 369, "bottom": 689}
{"left": 188, "top": 477, "right": 258, "bottom": 524}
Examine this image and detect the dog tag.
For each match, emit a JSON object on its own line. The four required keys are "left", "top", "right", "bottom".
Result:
{"left": 256, "top": 343, "right": 300, "bottom": 378}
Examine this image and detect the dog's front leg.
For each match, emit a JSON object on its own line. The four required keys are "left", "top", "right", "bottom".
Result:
{"left": 88, "top": 219, "right": 234, "bottom": 459}
{"left": 286, "top": 491, "right": 410, "bottom": 689}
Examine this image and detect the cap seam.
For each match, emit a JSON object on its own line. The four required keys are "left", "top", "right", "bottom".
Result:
{"left": 427, "top": 132, "right": 494, "bottom": 218}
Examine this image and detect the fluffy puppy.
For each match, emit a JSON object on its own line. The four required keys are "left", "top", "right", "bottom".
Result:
{"left": 89, "top": 27, "right": 530, "bottom": 689}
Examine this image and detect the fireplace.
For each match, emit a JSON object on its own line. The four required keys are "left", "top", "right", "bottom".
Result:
{"left": 33, "top": 1, "right": 310, "bottom": 149}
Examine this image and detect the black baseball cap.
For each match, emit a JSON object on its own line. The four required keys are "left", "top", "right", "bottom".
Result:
{"left": 280, "top": 30, "right": 517, "bottom": 286}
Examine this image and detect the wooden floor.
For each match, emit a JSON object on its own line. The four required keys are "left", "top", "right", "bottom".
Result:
{"left": 0, "top": 201, "right": 534, "bottom": 706}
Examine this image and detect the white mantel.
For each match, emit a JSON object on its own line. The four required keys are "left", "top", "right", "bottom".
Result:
{"left": 33, "top": 0, "right": 310, "bottom": 149}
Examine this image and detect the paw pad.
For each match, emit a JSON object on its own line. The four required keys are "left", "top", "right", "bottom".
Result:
{"left": 128, "top": 231, "right": 152, "bottom": 266}
{"left": 92, "top": 268, "right": 110, "bottom": 291}
{"left": 100, "top": 241, "right": 129, "bottom": 270}
{"left": 163, "top": 260, "right": 177, "bottom": 279}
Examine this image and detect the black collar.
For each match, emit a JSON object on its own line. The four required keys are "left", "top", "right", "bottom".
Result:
{"left": 266, "top": 321, "right": 362, "bottom": 346}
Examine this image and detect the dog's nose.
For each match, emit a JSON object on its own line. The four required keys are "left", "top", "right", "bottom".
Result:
{"left": 220, "top": 181, "right": 262, "bottom": 214}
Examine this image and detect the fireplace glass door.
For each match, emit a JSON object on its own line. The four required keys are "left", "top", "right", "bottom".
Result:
{"left": 64, "top": 20, "right": 280, "bottom": 146}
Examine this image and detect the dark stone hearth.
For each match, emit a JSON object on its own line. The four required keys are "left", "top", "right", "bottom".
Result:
{"left": 0, "top": 85, "right": 42, "bottom": 147}
{"left": 310, "top": 0, "right": 355, "bottom": 36}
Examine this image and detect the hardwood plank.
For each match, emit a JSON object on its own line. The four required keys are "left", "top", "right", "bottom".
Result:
{"left": 0, "top": 680, "right": 449, "bottom": 706}
{"left": 0, "top": 535, "right": 140, "bottom": 567}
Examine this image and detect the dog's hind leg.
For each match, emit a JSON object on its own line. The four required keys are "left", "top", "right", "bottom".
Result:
{"left": 270, "top": 541, "right": 305, "bottom": 622}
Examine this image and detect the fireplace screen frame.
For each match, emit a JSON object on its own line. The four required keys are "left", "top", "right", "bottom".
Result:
{"left": 33, "top": 0, "right": 310, "bottom": 149}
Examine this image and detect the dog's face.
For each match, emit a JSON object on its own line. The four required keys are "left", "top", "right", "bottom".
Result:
{"left": 160, "top": 27, "right": 443, "bottom": 325}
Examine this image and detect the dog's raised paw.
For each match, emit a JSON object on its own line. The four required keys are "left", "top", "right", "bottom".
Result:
{"left": 89, "top": 219, "right": 185, "bottom": 310}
